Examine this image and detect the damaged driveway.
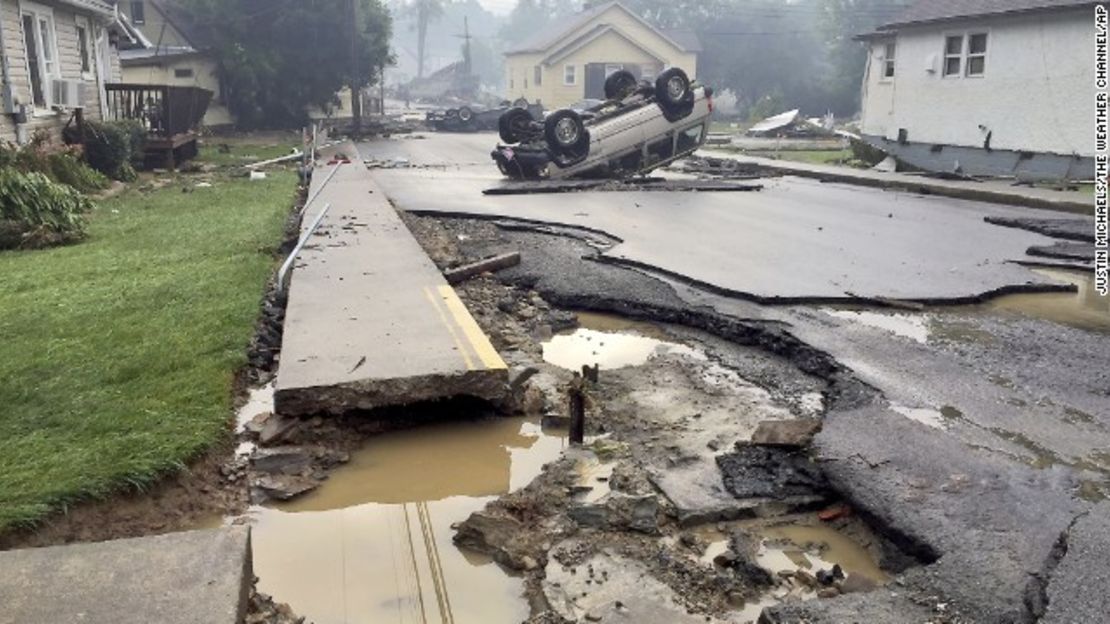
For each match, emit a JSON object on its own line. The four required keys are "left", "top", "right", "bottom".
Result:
{"left": 365, "top": 133, "right": 1077, "bottom": 303}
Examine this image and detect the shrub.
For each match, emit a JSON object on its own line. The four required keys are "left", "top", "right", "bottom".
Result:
{"left": 0, "top": 169, "right": 94, "bottom": 250}
{"left": 65, "top": 120, "right": 147, "bottom": 181}
{"left": 0, "top": 137, "right": 109, "bottom": 194}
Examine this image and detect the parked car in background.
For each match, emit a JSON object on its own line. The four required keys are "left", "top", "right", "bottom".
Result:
{"left": 491, "top": 69, "right": 713, "bottom": 181}
{"left": 427, "top": 100, "right": 543, "bottom": 132}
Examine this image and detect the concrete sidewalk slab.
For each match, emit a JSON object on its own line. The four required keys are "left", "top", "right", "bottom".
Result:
{"left": 0, "top": 527, "right": 251, "bottom": 624}
{"left": 275, "top": 162, "right": 507, "bottom": 416}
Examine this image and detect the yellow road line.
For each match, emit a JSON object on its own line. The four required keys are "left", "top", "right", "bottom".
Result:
{"left": 424, "top": 286, "right": 474, "bottom": 370}
{"left": 436, "top": 285, "right": 507, "bottom": 371}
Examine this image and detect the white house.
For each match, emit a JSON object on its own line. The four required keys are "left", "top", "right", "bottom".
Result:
{"left": 858, "top": 0, "right": 1096, "bottom": 181}
{"left": 504, "top": 1, "right": 700, "bottom": 110}
{"left": 0, "top": 0, "right": 121, "bottom": 144}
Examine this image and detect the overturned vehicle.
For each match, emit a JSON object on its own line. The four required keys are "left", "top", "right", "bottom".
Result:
{"left": 491, "top": 68, "right": 713, "bottom": 180}
{"left": 427, "top": 100, "right": 543, "bottom": 132}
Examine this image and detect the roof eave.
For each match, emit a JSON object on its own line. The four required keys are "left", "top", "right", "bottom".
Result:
{"left": 877, "top": 2, "right": 1098, "bottom": 31}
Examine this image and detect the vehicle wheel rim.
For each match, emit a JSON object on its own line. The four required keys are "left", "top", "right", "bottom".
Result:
{"left": 555, "top": 118, "right": 579, "bottom": 145}
{"left": 667, "top": 76, "right": 686, "bottom": 100}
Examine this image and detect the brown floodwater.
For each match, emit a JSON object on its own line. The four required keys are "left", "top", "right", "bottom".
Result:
{"left": 247, "top": 416, "right": 568, "bottom": 624}
{"left": 542, "top": 312, "right": 703, "bottom": 371}
{"left": 982, "top": 268, "right": 1110, "bottom": 333}
{"left": 695, "top": 520, "right": 889, "bottom": 623}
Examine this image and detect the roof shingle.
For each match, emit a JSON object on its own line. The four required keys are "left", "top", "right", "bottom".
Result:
{"left": 881, "top": 0, "right": 1098, "bottom": 29}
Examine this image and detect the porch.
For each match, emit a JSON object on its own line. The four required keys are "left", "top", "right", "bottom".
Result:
{"left": 104, "top": 84, "right": 212, "bottom": 169}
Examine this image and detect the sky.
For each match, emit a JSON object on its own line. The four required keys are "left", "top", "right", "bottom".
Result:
{"left": 476, "top": 0, "right": 518, "bottom": 15}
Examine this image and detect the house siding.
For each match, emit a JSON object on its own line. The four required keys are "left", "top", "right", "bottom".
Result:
{"left": 0, "top": 0, "right": 117, "bottom": 144}
{"left": 122, "top": 55, "right": 232, "bottom": 127}
{"left": 504, "top": 4, "right": 698, "bottom": 110}
{"left": 860, "top": 8, "right": 1093, "bottom": 158}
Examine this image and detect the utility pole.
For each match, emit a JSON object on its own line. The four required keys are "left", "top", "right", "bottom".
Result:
{"left": 348, "top": 0, "right": 362, "bottom": 137}
{"left": 461, "top": 17, "right": 472, "bottom": 77}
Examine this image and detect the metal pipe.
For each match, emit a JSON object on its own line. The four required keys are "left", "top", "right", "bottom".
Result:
{"left": 301, "top": 163, "right": 341, "bottom": 216}
{"left": 277, "top": 202, "right": 332, "bottom": 294}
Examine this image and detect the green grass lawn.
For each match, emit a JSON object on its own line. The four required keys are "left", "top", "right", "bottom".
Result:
{"left": 0, "top": 165, "right": 296, "bottom": 532}
{"left": 195, "top": 135, "right": 300, "bottom": 168}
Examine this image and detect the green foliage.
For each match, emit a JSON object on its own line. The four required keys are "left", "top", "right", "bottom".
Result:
{"left": 66, "top": 120, "right": 147, "bottom": 181}
{"left": 748, "top": 90, "right": 786, "bottom": 123}
{"left": 183, "top": 0, "right": 394, "bottom": 129}
{"left": 0, "top": 169, "right": 94, "bottom": 250}
{"left": 0, "top": 133, "right": 109, "bottom": 193}
{"left": 0, "top": 171, "right": 296, "bottom": 531}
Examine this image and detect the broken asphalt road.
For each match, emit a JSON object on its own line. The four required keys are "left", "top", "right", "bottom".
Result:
{"left": 365, "top": 133, "right": 1076, "bottom": 304}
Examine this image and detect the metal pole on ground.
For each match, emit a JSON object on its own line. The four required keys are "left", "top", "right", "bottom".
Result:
{"left": 277, "top": 202, "right": 333, "bottom": 294}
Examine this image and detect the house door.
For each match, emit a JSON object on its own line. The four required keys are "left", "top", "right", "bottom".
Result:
{"left": 584, "top": 63, "right": 642, "bottom": 99}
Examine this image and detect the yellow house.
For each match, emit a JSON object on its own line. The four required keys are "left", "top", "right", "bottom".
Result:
{"left": 503, "top": 1, "right": 700, "bottom": 110}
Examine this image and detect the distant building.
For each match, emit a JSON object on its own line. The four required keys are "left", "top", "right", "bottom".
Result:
{"left": 0, "top": 0, "right": 122, "bottom": 144}
{"left": 116, "top": 0, "right": 231, "bottom": 128}
{"left": 503, "top": 1, "right": 700, "bottom": 110}
{"left": 858, "top": 0, "right": 1096, "bottom": 181}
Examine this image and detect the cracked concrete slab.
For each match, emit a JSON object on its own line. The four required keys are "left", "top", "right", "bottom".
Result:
{"left": 274, "top": 161, "right": 507, "bottom": 415}
{"left": 0, "top": 528, "right": 251, "bottom": 624}
{"left": 363, "top": 133, "right": 1073, "bottom": 303}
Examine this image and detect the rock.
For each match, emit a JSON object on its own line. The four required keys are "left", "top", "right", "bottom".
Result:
{"left": 793, "top": 569, "right": 819, "bottom": 589}
{"left": 716, "top": 446, "right": 829, "bottom": 501}
{"left": 816, "top": 564, "right": 845, "bottom": 586}
{"left": 569, "top": 493, "right": 661, "bottom": 534}
{"left": 713, "top": 550, "right": 739, "bottom": 568}
{"left": 259, "top": 414, "right": 300, "bottom": 446}
{"left": 838, "top": 573, "right": 880, "bottom": 594}
{"left": 585, "top": 611, "right": 603, "bottom": 622}
{"left": 244, "top": 412, "right": 274, "bottom": 435}
{"left": 251, "top": 446, "right": 313, "bottom": 475}
{"left": 817, "top": 587, "right": 841, "bottom": 599}
{"left": 453, "top": 511, "right": 533, "bottom": 571}
{"left": 749, "top": 419, "right": 822, "bottom": 448}
{"left": 252, "top": 475, "right": 319, "bottom": 501}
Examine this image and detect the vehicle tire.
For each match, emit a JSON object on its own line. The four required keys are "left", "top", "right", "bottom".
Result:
{"left": 445, "top": 108, "right": 459, "bottom": 119}
{"left": 544, "top": 109, "right": 589, "bottom": 156}
{"left": 513, "top": 97, "right": 529, "bottom": 109}
{"left": 655, "top": 68, "right": 691, "bottom": 109}
{"left": 604, "top": 70, "right": 639, "bottom": 100}
{"left": 499, "top": 107, "right": 535, "bottom": 144}
{"left": 458, "top": 106, "right": 474, "bottom": 123}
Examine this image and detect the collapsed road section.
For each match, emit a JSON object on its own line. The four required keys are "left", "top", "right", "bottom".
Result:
{"left": 274, "top": 159, "right": 507, "bottom": 416}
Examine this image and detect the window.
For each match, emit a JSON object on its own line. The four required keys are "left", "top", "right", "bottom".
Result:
{"left": 21, "top": 4, "right": 59, "bottom": 110}
{"left": 174, "top": 68, "right": 194, "bottom": 78}
{"left": 76, "top": 18, "right": 93, "bottom": 78}
{"left": 131, "top": 1, "right": 145, "bottom": 25}
{"left": 943, "top": 35, "right": 963, "bottom": 76}
{"left": 641, "top": 64, "right": 657, "bottom": 81}
{"left": 943, "top": 32, "right": 988, "bottom": 78}
{"left": 534, "top": 66, "right": 542, "bottom": 87}
{"left": 564, "top": 64, "right": 576, "bottom": 86}
{"left": 966, "top": 33, "right": 988, "bottom": 76}
{"left": 882, "top": 42, "right": 896, "bottom": 79}
{"left": 604, "top": 63, "right": 623, "bottom": 77}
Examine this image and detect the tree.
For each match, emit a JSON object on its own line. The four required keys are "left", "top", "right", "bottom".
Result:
{"left": 410, "top": 0, "right": 445, "bottom": 78}
{"left": 184, "top": 0, "right": 394, "bottom": 129}
{"left": 818, "top": 0, "right": 912, "bottom": 114}
{"left": 499, "top": 0, "right": 577, "bottom": 47}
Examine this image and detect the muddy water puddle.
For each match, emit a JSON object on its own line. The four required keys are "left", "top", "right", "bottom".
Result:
{"left": 825, "top": 268, "right": 1109, "bottom": 341}
{"left": 543, "top": 312, "right": 705, "bottom": 371}
{"left": 695, "top": 519, "right": 889, "bottom": 623}
{"left": 247, "top": 416, "right": 568, "bottom": 624}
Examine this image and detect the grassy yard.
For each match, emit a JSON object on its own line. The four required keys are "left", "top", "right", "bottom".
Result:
{"left": 0, "top": 154, "right": 297, "bottom": 531}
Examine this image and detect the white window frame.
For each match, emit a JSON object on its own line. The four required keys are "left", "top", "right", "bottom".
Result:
{"left": 21, "top": 1, "right": 61, "bottom": 114}
{"left": 942, "top": 31, "right": 989, "bottom": 79}
{"left": 964, "top": 32, "right": 989, "bottom": 78}
{"left": 131, "top": 0, "right": 146, "bottom": 25}
{"left": 942, "top": 33, "right": 964, "bottom": 78}
{"left": 641, "top": 64, "right": 657, "bottom": 81}
{"left": 881, "top": 41, "right": 896, "bottom": 81}
{"left": 604, "top": 63, "right": 623, "bottom": 78}
{"left": 75, "top": 15, "right": 95, "bottom": 81}
{"left": 563, "top": 64, "right": 576, "bottom": 86}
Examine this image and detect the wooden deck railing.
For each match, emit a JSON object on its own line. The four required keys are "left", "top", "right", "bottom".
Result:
{"left": 104, "top": 84, "right": 213, "bottom": 137}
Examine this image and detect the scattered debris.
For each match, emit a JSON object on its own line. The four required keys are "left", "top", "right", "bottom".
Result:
{"left": 444, "top": 251, "right": 522, "bottom": 284}
{"left": 750, "top": 419, "right": 823, "bottom": 448}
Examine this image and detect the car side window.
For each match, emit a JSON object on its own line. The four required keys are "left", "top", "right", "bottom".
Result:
{"left": 676, "top": 124, "right": 704, "bottom": 153}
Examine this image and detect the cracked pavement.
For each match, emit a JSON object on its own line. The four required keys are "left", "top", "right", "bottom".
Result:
{"left": 363, "top": 132, "right": 1110, "bottom": 623}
